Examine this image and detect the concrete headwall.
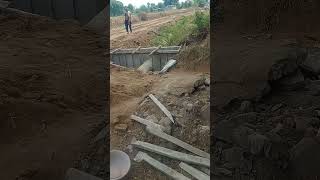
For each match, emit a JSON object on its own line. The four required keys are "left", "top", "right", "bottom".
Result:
{"left": 13, "top": 0, "right": 106, "bottom": 24}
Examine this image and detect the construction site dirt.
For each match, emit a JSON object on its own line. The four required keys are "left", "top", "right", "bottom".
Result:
{"left": 0, "top": 12, "right": 107, "bottom": 180}
{"left": 107, "top": 8, "right": 210, "bottom": 180}
{"left": 212, "top": 0, "right": 320, "bottom": 179}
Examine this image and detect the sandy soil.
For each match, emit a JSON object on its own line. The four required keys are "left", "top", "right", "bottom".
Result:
{"left": 0, "top": 13, "right": 106, "bottom": 180}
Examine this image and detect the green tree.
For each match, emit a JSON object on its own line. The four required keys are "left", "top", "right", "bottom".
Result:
{"left": 139, "top": 4, "right": 148, "bottom": 12}
{"left": 150, "top": 3, "right": 157, "bottom": 12}
{"left": 110, "top": 0, "right": 124, "bottom": 16}
{"left": 193, "top": 0, "right": 206, "bottom": 7}
{"left": 163, "top": 0, "right": 179, "bottom": 6}
{"left": 157, "top": 2, "right": 165, "bottom": 9}
{"left": 128, "top": 3, "right": 134, "bottom": 12}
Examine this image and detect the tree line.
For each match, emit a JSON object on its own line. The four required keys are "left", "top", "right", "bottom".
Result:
{"left": 110, "top": 0, "right": 208, "bottom": 17}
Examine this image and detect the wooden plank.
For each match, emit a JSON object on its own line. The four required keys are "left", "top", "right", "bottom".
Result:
{"left": 134, "top": 152, "right": 191, "bottom": 180}
{"left": 132, "top": 140, "right": 210, "bottom": 167}
{"left": 179, "top": 162, "right": 210, "bottom": 180}
{"left": 146, "top": 126, "right": 210, "bottom": 158}
{"left": 148, "top": 94, "right": 174, "bottom": 124}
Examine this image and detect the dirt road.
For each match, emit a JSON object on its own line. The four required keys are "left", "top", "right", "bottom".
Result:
{"left": 110, "top": 9, "right": 194, "bottom": 49}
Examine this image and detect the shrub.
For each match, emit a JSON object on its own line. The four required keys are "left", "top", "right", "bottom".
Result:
{"left": 138, "top": 12, "right": 148, "bottom": 21}
{"left": 193, "top": 11, "right": 209, "bottom": 33}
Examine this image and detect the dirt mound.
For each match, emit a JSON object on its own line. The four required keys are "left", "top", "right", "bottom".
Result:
{"left": 0, "top": 13, "right": 106, "bottom": 110}
{"left": 177, "top": 36, "right": 209, "bottom": 72}
{"left": 110, "top": 68, "right": 156, "bottom": 106}
{"left": 0, "top": 12, "right": 106, "bottom": 180}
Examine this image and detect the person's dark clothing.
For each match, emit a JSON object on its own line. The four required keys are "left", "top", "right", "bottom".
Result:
{"left": 124, "top": 12, "right": 132, "bottom": 33}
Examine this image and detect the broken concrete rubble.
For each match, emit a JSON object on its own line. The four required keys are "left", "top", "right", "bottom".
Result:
{"left": 65, "top": 168, "right": 102, "bottom": 180}
{"left": 137, "top": 59, "right": 153, "bottom": 73}
{"left": 239, "top": 100, "right": 252, "bottom": 112}
{"left": 132, "top": 140, "right": 210, "bottom": 167}
{"left": 301, "top": 48, "right": 320, "bottom": 75}
{"left": 114, "top": 123, "right": 128, "bottom": 131}
{"left": 146, "top": 126, "right": 210, "bottom": 158}
{"left": 148, "top": 94, "right": 175, "bottom": 123}
{"left": 289, "top": 136, "right": 320, "bottom": 177}
{"left": 179, "top": 162, "right": 210, "bottom": 180}
{"left": 130, "top": 115, "right": 165, "bottom": 131}
{"left": 134, "top": 151, "right": 191, "bottom": 180}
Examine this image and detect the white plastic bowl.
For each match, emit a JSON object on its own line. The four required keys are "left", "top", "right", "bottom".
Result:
{"left": 110, "top": 150, "right": 131, "bottom": 180}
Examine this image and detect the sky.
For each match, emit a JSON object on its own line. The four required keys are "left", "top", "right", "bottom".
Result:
{"left": 119, "top": 0, "right": 187, "bottom": 8}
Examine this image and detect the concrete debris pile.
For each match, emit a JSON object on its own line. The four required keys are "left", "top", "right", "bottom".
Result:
{"left": 130, "top": 92, "right": 210, "bottom": 179}
{"left": 212, "top": 47, "right": 320, "bottom": 179}
{"left": 72, "top": 75, "right": 210, "bottom": 179}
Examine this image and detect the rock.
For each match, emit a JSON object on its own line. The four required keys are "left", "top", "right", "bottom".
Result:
{"left": 315, "top": 110, "right": 320, "bottom": 117}
{"left": 137, "top": 59, "right": 153, "bottom": 73}
{"left": 215, "top": 120, "right": 239, "bottom": 143}
{"left": 159, "top": 117, "right": 172, "bottom": 134}
{"left": 214, "top": 167, "right": 233, "bottom": 177}
{"left": 204, "top": 78, "right": 210, "bottom": 86}
{"left": 269, "top": 58, "right": 299, "bottom": 81}
{"left": 65, "top": 168, "right": 103, "bottom": 180}
{"left": 146, "top": 115, "right": 159, "bottom": 123}
{"left": 232, "top": 126, "right": 254, "bottom": 148}
{"left": 255, "top": 82, "right": 271, "bottom": 100}
{"left": 193, "top": 77, "right": 206, "bottom": 88}
{"left": 223, "top": 147, "right": 243, "bottom": 168}
{"left": 185, "top": 103, "right": 194, "bottom": 112}
{"left": 248, "top": 133, "right": 270, "bottom": 155}
{"left": 305, "top": 80, "right": 320, "bottom": 96}
{"left": 271, "top": 104, "right": 283, "bottom": 112}
{"left": 239, "top": 101, "right": 252, "bottom": 112}
{"left": 277, "top": 70, "right": 305, "bottom": 90}
{"left": 289, "top": 137, "right": 320, "bottom": 177}
{"left": 294, "top": 117, "right": 314, "bottom": 132}
{"left": 301, "top": 48, "right": 320, "bottom": 75}
{"left": 198, "top": 125, "right": 210, "bottom": 135}
{"left": 230, "top": 112, "right": 258, "bottom": 124}
{"left": 200, "top": 104, "right": 210, "bottom": 122}
{"left": 114, "top": 124, "right": 128, "bottom": 131}
{"left": 126, "top": 145, "right": 134, "bottom": 153}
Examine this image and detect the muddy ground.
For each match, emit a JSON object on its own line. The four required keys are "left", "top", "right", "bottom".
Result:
{"left": 0, "top": 12, "right": 107, "bottom": 180}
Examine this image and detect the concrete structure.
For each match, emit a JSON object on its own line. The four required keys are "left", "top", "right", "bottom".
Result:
{"left": 110, "top": 46, "right": 181, "bottom": 71}
{"left": 13, "top": 0, "right": 106, "bottom": 24}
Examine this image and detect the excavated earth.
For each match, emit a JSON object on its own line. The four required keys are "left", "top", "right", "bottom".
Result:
{"left": 212, "top": 1, "right": 320, "bottom": 179}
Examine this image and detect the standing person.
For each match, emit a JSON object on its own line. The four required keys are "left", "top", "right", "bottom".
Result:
{"left": 128, "top": 10, "right": 132, "bottom": 33}
{"left": 124, "top": 8, "right": 132, "bottom": 34}
{"left": 124, "top": 8, "right": 129, "bottom": 34}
